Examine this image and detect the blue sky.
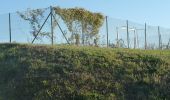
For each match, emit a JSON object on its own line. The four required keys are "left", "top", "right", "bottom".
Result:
{"left": 0, "top": 0, "right": 170, "bottom": 27}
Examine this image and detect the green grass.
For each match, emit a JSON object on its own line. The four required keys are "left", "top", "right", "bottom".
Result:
{"left": 0, "top": 43, "right": 170, "bottom": 100}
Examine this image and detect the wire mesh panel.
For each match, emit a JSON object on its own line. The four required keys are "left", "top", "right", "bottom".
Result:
{"left": 107, "top": 17, "right": 127, "bottom": 48}
{"left": 147, "top": 25, "right": 159, "bottom": 49}
{"left": 35, "top": 7, "right": 52, "bottom": 44}
{"left": 98, "top": 17, "right": 107, "bottom": 47}
{"left": 158, "top": 27, "right": 170, "bottom": 49}
{"left": 98, "top": 17, "right": 128, "bottom": 48}
{"left": 128, "top": 21, "right": 145, "bottom": 49}
{"left": 0, "top": 7, "right": 170, "bottom": 49}
{"left": 10, "top": 7, "right": 51, "bottom": 44}
{"left": 53, "top": 13, "right": 71, "bottom": 45}
{"left": 0, "top": 13, "right": 9, "bottom": 43}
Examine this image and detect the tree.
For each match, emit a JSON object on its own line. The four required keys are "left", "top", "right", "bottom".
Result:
{"left": 17, "top": 8, "right": 57, "bottom": 43}
{"left": 53, "top": 7, "right": 104, "bottom": 46}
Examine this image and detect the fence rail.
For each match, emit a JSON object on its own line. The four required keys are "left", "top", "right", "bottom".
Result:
{"left": 0, "top": 6, "right": 170, "bottom": 50}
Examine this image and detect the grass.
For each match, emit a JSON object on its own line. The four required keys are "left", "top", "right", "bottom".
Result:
{"left": 0, "top": 43, "right": 170, "bottom": 100}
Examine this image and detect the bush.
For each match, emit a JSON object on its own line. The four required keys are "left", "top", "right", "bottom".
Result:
{"left": 0, "top": 43, "right": 170, "bottom": 100}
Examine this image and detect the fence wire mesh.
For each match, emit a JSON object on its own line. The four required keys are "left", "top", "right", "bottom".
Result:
{"left": 0, "top": 7, "right": 170, "bottom": 49}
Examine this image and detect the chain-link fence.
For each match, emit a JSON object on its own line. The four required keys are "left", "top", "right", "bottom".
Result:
{"left": 0, "top": 6, "right": 170, "bottom": 49}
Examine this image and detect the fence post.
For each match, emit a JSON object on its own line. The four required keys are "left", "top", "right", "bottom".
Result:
{"left": 106, "top": 16, "right": 109, "bottom": 48}
{"left": 126, "top": 20, "right": 129, "bottom": 48}
{"left": 167, "top": 39, "right": 170, "bottom": 49}
{"left": 82, "top": 22, "right": 84, "bottom": 46}
{"left": 116, "top": 27, "right": 119, "bottom": 47}
{"left": 145, "top": 23, "right": 147, "bottom": 49}
{"left": 158, "top": 26, "right": 162, "bottom": 50}
{"left": 9, "top": 13, "right": 12, "bottom": 43}
{"left": 133, "top": 29, "right": 136, "bottom": 49}
{"left": 136, "top": 30, "right": 139, "bottom": 48}
{"left": 50, "top": 6, "right": 54, "bottom": 45}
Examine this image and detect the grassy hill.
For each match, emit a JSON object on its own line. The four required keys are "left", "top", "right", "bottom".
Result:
{"left": 0, "top": 43, "right": 170, "bottom": 100}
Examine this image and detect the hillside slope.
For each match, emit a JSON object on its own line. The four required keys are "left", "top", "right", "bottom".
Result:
{"left": 0, "top": 43, "right": 170, "bottom": 100}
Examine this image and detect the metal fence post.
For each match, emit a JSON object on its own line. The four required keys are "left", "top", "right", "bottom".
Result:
{"left": 82, "top": 21, "right": 84, "bottom": 46}
{"left": 50, "top": 6, "right": 54, "bottom": 45}
{"left": 133, "top": 29, "right": 136, "bottom": 49}
{"left": 145, "top": 23, "right": 147, "bottom": 49}
{"left": 158, "top": 26, "right": 162, "bottom": 50}
{"left": 9, "top": 13, "right": 12, "bottom": 43}
{"left": 136, "top": 30, "right": 139, "bottom": 48}
{"left": 126, "top": 20, "right": 129, "bottom": 48}
{"left": 116, "top": 27, "right": 119, "bottom": 47}
{"left": 167, "top": 39, "right": 170, "bottom": 49}
{"left": 106, "top": 16, "right": 109, "bottom": 48}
